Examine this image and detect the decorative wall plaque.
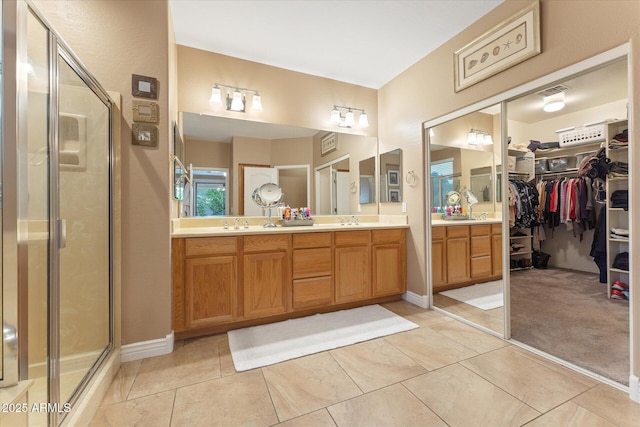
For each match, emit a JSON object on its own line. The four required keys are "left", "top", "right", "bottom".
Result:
{"left": 132, "top": 124, "right": 158, "bottom": 147}
{"left": 132, "top": 100, "right": 159, "bottom": 123}
{"left": 132, "top": 74, "right": 158, "bottom": 99}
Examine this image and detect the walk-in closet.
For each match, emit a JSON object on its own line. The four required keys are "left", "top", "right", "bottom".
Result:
{"left": 506, "top": 58, "right": 629, "bottom": 385}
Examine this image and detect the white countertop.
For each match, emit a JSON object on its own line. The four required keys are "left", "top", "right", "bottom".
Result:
{"left": 431, "top": 218, "right": 502, "bottom": 226}
{"left": 172, "top": 215, "right": 408, "bottom": 238}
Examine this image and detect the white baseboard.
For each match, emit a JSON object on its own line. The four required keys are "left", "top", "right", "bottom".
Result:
{"left": 403, "top": 291, "right": 429, "bottom": 308}
{"left": 121, "top": 331, "right": 174, "bottom": 363}
{"left": 630, "top": 375, "right": 640, "bottom": 403}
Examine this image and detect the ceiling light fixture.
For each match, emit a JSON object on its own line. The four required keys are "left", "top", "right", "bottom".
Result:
{"left": 543, "top": 92, "right": 565, "bottom": 113}
{"left": 330, "top": 105, "right": 369, "bottom": 128}
{"left": 468, "top": 129, "right": 493, "bottom": 146}
{"left": 209, "top": 83, "right": 263, "bottom": 112}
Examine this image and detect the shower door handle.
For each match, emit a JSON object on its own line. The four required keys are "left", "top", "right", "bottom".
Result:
{"left": 59, "top": 219, "right": 67, "bottom": 249}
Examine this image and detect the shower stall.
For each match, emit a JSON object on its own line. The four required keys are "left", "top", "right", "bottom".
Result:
{"left": 2, "top": 2, "right": 116, "bottom": 425}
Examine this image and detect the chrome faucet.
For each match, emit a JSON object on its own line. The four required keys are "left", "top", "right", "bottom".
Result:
{"left": 244, "top": 220, "right": 250, "bottom": 229}
{"left": 223, "top": 220, "right": 229, "bottom": 229}
{"left": 351, "top": 215, "right": 359, "bottom": 225}
{"left": 234, "top": 218, "right": 241, "bottom": 230}
{"left": 340, "top": 217, "right": 346, "bottom": 225}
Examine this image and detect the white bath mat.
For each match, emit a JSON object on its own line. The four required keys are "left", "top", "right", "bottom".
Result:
{"left": 227, "top": 304, "right": 418, "bottom": 371}
{"left": 439, "top": 280, "right": 504, "bottom": 310}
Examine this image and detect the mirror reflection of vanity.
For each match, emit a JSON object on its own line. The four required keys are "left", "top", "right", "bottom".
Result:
{"left": 176, "top": 112, "right": 378, "bottom": 217}
{"left": 427, "top": 104, "right": 504, "bottom": 335}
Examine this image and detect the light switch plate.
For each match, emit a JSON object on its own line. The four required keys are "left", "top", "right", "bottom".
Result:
{"left": 357, "top": 204, "right": 361, "bottom": 213}
{"left": 402, "top": 202, "right": 407, "bottom": 213}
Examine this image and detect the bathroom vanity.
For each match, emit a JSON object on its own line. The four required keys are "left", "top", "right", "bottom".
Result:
{"left": 171, "top": 217, "right": 408, "bottom": 339}
{"left": 431, "top": 220, "right": 502, "bottom": 292}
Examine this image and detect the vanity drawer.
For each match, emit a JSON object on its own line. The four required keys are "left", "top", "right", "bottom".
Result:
{"left": 470, "top": 224, "right": 491, "bottom": 236}
{"left": 431, "top": 226, "right": 446, "bottom": 240}
{"left": 334, "top": 230, "right": 371, "bottom": 247}
{"left": 446, "top": 226, "right": 469, "bottom": 239}
{"left": 243, "top": 234, "right": 290, "bottom": 253}
{"left": 293, "top": 232, "right": 332, "bottom": 249}
{"left": 293, "top": 277, "right": 333, "bottom": 309}
{"left": 293, "top": 248, "right": 332, "bottom": 278}
{"left": 372, "top": 228, "right": 405, "bottom": 245}
{"left": 471, "top": 235, "right": 491, "bottom": 257}
{"left": 185, "top": 237, "right": 238, "bottom": 257}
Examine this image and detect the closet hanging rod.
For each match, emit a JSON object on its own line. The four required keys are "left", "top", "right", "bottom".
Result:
{"left": 536, "top": 168, "right": 582, "bottom": 180}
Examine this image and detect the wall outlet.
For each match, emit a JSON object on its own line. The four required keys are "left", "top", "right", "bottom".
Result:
{"left": 357, "top": 204, "right": 362, "bottom": 213}
{"left": 402, "top": 202, "right": 407, "bottom": 213}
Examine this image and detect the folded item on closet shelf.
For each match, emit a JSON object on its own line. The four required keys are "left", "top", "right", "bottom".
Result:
{"left": 610, "top": 227, "right": 629, "bottom": 236}
{"left": 608, "top": 139, "right": 628, "bottom": 149}
{"left": 610, "top": 190, "right": 628, "bottom": 210}
{"left": 612, "top": 252, "right": 629, "bottom": 271}
{"left": 612, "top": 280, "right": 628, "bottom": 291}
{"left": 611, "top": 129, "right": 628, "bottom": 143}
{"left": 611, "top": 233, "right": 629, "bottom": 241}
{"left": 608, "top": 161, "right": 628, "bottom": 176}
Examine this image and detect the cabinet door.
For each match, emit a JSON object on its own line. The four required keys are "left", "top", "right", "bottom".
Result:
{"left": 471, "top": 256, "right": 492, "bottom": 279}
{"left": 185, "top": 256, "right": 237, "bottom": 328}
{"left": 446, "top": 237, "right": 470, "bottom": 284}
{"left": 373, "top": 244, "right": 406, "bottom": 296}
{"left": 243, "top": 251, "right": 290, "bottom": 318}
{"left": 431, "top": 239, "right": 447, "bottom": 290}
{"left": 492, "top": 233, "right": 502, "bottom": 276}
{"left": 335, "top": 246, "right": 371, "bottom": 303}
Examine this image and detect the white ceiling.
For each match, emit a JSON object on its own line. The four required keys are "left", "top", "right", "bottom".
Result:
{"left": 169, "top": 0, "right": 503, "bottom": 89}
{"left": 170, "top": 1, "right": 628, "bottom": 140}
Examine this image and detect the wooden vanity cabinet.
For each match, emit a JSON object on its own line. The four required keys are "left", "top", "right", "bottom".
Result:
{"left": 470, "top": 224, "right": 492, "bottom": 279}
{"left": 174, "top": 237, "right": 239, "bottom": 331}
{"left": 243, "top": 234, "right": 291, "bottom": 319}
{"left": 334, "top": 231, "right": 371, "bottom": 304}
{"left": 432, "top": 223, "right": 502, "bottom": 292}
{"left": 431, "top": 227, "right": 447, "bottom": 291}
{"left": 491, "top": 224, "right": 502, "bottom": 276}
{"left": 372, "top": 229, "right": 407, "bottom": 296}
{"left": 446, "top": 226, "right": 471, "bottom": 284}
{"left": 292, "top": 232, "right": 333, "bottom": 310}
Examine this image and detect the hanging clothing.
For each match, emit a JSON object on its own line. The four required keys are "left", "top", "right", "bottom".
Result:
{"left": 590, "top": 205, "right": 607, "bottom": 283}
{"left": 508, "top": 180, "right": 540, "bottom": 229}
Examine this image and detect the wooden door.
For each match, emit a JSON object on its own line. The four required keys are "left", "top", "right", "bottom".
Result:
{"left": 492, "top": 232, "right": 503, "bottom": 276}
{"left": 185, "top": 256, "right": 237, "bottom": 328}
{"left": 431, "top": 239, "right": 447, "bottom": 290}
{"left": 243, "top": 251, "right": 289, "bottom": 318}
{"left": 373, "top": 244, "right": 405, "bottom": 296}
{"left": 335, "top": 246, "right": 371, "bottom": 303}
{"left": 446, "top": 237, "right": 470, "bottom": 284}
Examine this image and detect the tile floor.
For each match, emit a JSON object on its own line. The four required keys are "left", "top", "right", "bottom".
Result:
{"left": 90, "top": 301, "right": 640, "bottom": 426}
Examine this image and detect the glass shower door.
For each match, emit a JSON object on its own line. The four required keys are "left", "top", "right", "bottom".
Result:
{"left": 56, "top": 52, "right": 111, "bottom": 406}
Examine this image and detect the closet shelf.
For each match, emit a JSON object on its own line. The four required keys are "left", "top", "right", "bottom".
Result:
{"left": 609, "top": 238, "right": 629, "bottom": 243}
{"left": 535, "top": 168, "right": 579, "bottom": 177}
{"left": 608, "top": 207, "right": 627, "bottom": 212}
{"left": 510, "top": 250, "right": 532, "bottom": 256}
{"left": 609, "top": 267, "right": 629, "bottom": 274}
{"left": 510, "top": 266, "right": 534, "bottom": 272}
{"left": 607, "top": 176, "right": 628, "bottom": 181}
{"left": 509, "top": 235, "right": 530, "bottom": 240}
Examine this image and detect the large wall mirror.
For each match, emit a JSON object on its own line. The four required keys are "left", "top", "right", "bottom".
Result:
{"left": 178, "top": 112, "right": 378, "bottom": 217}
{"left": 359, "top": 156, "right": 376, "bottom": 204}
{"left": 173, "top": 122, "right": 185, "bottom": 200}
{"left": 379, "top": 149, "right": 402, "bottom": 203}
{"left": 427, "top": 104, "right": 504, "bottom": 336}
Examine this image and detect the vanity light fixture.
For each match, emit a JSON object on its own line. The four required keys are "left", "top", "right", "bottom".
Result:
{"left": 209, "top": 83, "right": 263, "bottom": 113}
{"left": 468, "top": 129, "right": 493, "bottom": 146}
{"left": 330, "top": 105, "right": 369, "bottom": 128}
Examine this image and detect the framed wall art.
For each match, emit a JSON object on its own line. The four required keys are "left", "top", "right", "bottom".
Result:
{"left": 321, "top": 132, "right": 337, "bottom": 155}
{"left": 454, "top": 0, "right": 540, "bottom": 92}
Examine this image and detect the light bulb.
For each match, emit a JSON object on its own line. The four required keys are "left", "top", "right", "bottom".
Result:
{"left": 230, "top": 89, "right": 244, "bottom": 111}
{"left": 468, "top": 130, "right": 477, "bottom": 145}
{"left": 330, "top": 107, "right": 341, "bottom": 124}
{"left": 251, "top": 93, "right": 263, "bottom": 111}
{"left": 543, "top": 93, "right": 565, "bottom": 112}
{"left": 344, "top": 110, "right": 355, "bottom": 127}
{"left": 209, "top": 86, "right": 222, "bottom": 105}
{"left": 483, "top": 133, "right": 493, "bottom": 145}
{"left": 358, "top": 112, "right": 369, "bottom": 128}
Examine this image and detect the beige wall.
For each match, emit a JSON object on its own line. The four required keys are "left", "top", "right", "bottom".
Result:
{"left": 185, "top": 137, "right": 231, "bottom": 170}
{"left": 33, "top": 0, "right": 172, "bottom": 345}
{"left": 379, "top": 0, "right": 640, "bottom": 376}
{"left": 177, "top": 45, "right": 378, "bottom": 137}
